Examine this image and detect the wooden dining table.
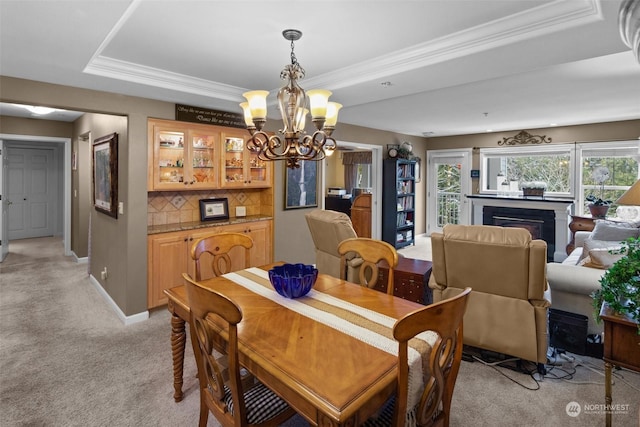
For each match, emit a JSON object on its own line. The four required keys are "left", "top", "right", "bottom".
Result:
{"left": 164, "top": 263, "right": 426, "bottom": 427}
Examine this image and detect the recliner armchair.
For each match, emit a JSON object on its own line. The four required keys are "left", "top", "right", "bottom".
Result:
{"left": 429, "top": 224, "right": 551, "bottom": 369}
{"left": 305, "top": 209, "right": 359, "bottom": 279}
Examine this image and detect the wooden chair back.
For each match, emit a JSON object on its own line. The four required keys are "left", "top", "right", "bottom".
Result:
{"left": 191, "top": 232, "right": 253, "bottom": 280}
{"left": 182, "top": 273, "right": 294, "bottom": 427}
{"left": 393, "top": 287, "right": 471, "bottom": 427}
{"left": 337, "top": 237, "right": 398, "bottom": 294}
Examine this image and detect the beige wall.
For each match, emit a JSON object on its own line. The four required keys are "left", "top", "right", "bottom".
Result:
{"left": 1, "top": 76, "right": 423, "bottom": 315}
{"left": 3, "top": 75, "right": 635, "bottom": 316}
{"left": 426, "top": 120, "right": 640, "bottom": 196}
{"left": 1, "top": 76, "right": 173, "bottom": 316}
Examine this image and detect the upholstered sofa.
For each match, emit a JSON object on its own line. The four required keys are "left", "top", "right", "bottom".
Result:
{"left": 429, "top": 224, "right": 550, "bottom": 369}
{"left": 546, "top": 219, "right": 640, "bottom": 335}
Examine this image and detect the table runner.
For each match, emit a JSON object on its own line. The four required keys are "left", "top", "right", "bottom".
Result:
{"left": 225, "top": 268, "right": 438, "bottom": 426}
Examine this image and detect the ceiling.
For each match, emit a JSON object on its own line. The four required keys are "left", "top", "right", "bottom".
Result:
{"left": 1, "top": 0, "right": 639, "bottom": 137}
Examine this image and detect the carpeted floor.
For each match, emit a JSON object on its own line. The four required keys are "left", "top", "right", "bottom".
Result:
{"left": 1, "top": 237, "right": 638, "bottom": 426}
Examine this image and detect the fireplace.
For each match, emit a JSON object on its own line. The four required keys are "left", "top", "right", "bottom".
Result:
{"left": 483, "top": 207, "right": 556, "bottom": 262}
{"left": 467, "top": 195, "right": 574, "bottom": 262}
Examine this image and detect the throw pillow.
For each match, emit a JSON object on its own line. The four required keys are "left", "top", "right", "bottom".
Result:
{"left": 580, "top": 247, "right": 625, "bottom": 269}
{"left": 579, "top": 239, "right": 623, "bottom": 261}
{"left": 590, "top": 220, "right": 640, "bottom": 242}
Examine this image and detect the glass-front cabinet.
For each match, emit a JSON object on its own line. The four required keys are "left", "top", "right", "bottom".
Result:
{"left": 221, "top": 130, "right": 271, "bottom": 188}
{"left": 149, "top": 121, "right": 218, "bottom": 190}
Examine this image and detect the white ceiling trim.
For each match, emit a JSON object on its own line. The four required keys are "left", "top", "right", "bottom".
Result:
{"left": 85, "top": 56, "right": 245, "bottom": 101}
{"left": 82, "top": 0, "right": 603, "bottom": 105}
{"left": 305, "top": 0, "right": 603, "bottom": 90}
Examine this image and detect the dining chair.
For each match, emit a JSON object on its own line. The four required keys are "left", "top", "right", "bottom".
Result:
{"left": 364, "top": 287, "right": 471, "bottom": 427}
{"left": 337, "top": 237, "right": 399, "bottom": 294}
{"left": 191, "top": 232, "right": 253, "bottom": 280}
{"left": 182, "top": 273, "right": 297, "bottom": 427}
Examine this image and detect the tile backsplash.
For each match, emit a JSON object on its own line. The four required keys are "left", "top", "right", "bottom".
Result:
{"left": 147, "top": 189, "right": 272, "bottom": 226}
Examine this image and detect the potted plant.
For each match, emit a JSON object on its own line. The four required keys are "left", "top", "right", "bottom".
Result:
{"left": 521, "top": 181, "right": 547, "bottom": 197}
{"left": 591, "top": 237, "right": 640, "bottom": 333}
{"left": 587, "top": 166, "right": 612, "bottom": 218}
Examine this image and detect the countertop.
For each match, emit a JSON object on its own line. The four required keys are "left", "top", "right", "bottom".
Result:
{"left": 147, "top": 215, "right": 272, "bottom": 235}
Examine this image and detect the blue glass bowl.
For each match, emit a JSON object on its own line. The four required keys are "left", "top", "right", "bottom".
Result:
{"left": 268, "top": 263, "right": 318, "bottom": 298}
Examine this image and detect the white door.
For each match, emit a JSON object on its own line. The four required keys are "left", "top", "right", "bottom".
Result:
{"left": 426, "top": 149, "right": 472, "bottom": 235}
{"left": 7, "top": 146, "right": 55, "bottom": 240}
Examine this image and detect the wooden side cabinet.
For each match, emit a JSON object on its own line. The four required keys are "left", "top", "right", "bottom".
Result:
{"left": 147, "top": 220, "right": 273, "bottom": 308}
{"left": 566, "top": 215, "right": 595, "bottom": 254}
{"left": 600, "top": 303, "right": 640, "bottom": 427}
{"left": 373, "top": 257, "right": 433, "bottom": 305}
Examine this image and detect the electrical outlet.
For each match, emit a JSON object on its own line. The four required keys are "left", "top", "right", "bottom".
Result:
{"left": 101, "top": 267, "right": 108, "bottom": 280}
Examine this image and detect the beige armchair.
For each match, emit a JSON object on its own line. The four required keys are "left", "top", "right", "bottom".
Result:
{"left": 305, "top": 209, "right": 359, "bottom": 278}
{"left": 429, "top": 224, "right": 551, "bottom": 372}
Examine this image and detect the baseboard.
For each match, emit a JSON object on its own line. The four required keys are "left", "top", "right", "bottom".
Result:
{"left": 89, "top": 274, "right": 149, "bottom": 325}
{"left": 72, "top": 251, "right": 88, "bottom": 264}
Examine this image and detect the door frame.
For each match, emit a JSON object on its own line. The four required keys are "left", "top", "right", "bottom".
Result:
{"left": 0, "top": 134, "right": 71, "bottom": 258}
{"left": 426, "top": 148, "right": 472, "bottom": 235}
{"left": 319, "top": 140, "right": 383, "bottom": 240}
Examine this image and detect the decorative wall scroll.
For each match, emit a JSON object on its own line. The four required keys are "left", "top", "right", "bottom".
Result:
{"left": 498, "top": 130, "right": 552, "bottom": 146}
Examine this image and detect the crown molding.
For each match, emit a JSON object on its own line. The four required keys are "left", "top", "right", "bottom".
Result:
{"left": 83, "top": 0, "right": 603, "bottom": 102}
{"left": 306, "top": 0, "right": 603, "bottom": 90}
{"left": 84, "top": 56, "right": 244, "bottom": 101}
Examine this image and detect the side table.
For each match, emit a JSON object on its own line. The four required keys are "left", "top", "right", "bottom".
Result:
{"left": 375, "top": 257, "right": 433, "bottom": 305}
{"left": 566, "top": 215, "right": 595, "bottom": 254}
{"left": 600, "top": 303, "right": 640, "bottom": 427}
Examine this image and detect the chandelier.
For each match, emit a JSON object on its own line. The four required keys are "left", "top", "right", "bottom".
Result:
{"left": 239, "top": 29, "right": 341, "bottom": 169}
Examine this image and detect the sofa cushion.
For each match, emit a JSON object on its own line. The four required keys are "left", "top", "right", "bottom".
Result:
{"left": 590, "top": 219, "right": 640, "bottom": 241}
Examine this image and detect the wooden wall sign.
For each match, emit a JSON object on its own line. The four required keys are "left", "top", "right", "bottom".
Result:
{"left": 175, "top": 104, "right": 245, "bottom": 129}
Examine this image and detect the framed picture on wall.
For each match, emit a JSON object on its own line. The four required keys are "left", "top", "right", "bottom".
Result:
{"left": 285, "top": 160, "right": 318, "bottom": 210}
{"left": 199, "top": 198, "right": 229, "bottom": 221}
{"left": 92, "top": 132, "right": 118, "bottom": 218}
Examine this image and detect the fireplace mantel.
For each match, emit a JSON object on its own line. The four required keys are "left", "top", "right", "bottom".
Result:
{"left": 467, "top": 195, "right": 574, "bottom": 262}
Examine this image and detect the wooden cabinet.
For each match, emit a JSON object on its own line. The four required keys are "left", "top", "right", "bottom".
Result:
{"left": 220, "top": 129, "right": 271, "bottom": 188}
{"left": 351, "top": 193, "right": 372, "bottom": 238}
{"left": 147, "top": 220, "right": 273, "bottom": 308}
{"left": 148, "top": 120, "right": 219, "bottom": 191}
{"left": 148, "top": 119, "right": 272, "bottom": 191}
{"left": 373, "top": 258, "right": 433, "bottom": 305}
{"left": 566, "top": 215, "right": 596, "bottom": 254}
{"left": 382, "top": 159, "right": 417, "bottom": 249}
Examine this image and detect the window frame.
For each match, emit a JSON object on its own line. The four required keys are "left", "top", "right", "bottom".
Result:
{"left": 479, "top": 144, "right": 575, "bottom": 198}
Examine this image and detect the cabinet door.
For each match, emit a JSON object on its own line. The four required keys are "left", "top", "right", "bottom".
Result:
{"left": 150, "top": 123, "right": 189, "bottom": 191}
{"left": 147, "top": 231, "right": 189, "bottom": 308}
{"left": 188, "top": 129, "right": 219, "bottom": 188}
{"left": 221, "top": 130, "right": 272, "bottom": 188}
{"left": 221, "top": 221, "right": 272, "bottom": 267}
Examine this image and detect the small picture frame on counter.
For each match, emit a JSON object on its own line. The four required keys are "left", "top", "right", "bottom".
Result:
{"left": 199, "top": 198, "right": 229, "bottom": 221}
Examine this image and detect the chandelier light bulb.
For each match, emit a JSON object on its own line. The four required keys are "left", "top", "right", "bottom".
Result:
{"left": 306, "top": 89, "right": 331, "bottom": 119}
{"left": 325, "top": 102, "right": 342, "bottom": 127}
{"left": 239, "top": 102, "right": 254, "bottom": 127}
{"left": 243, "top": 90, "right": 269, "bottom": 120}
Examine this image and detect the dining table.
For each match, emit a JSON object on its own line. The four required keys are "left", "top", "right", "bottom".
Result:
{"left": 164, "top": 263, "right": 432, "bottom": 427}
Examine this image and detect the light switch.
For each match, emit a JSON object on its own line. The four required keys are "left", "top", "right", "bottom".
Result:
{"left": 118, "top": 202, "right": 124, "bottom": 215}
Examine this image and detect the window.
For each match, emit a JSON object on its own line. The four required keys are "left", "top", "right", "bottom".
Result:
{"left": 479, "top": 141, "right": 639, "bottom": 217}
{"left": 480, "top": 145, "right": 573, "bottom": 196}
{"left": 577, "top": 142, "right": 639, "bottom": 216}
{"left": 356, "top": 163, "right": 372, "bottom": 189}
